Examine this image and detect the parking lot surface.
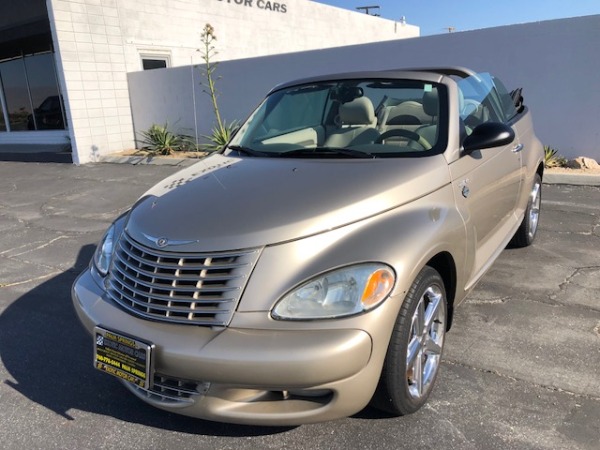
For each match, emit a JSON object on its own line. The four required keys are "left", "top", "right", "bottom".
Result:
{"left": 0, "top": 161, "right": 598, "bottom": 449}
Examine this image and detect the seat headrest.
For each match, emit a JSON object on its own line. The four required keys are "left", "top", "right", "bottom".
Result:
{"left": 339, "top": 97, "right": 376, "bottom": 126}
{"left": 386, "top": 101, "right": 428, "bottom": 125}
{"left": 422, "top": 91, "right": 439, "bottom": 117}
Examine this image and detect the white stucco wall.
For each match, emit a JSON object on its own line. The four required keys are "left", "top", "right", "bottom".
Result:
{"left": 117, "top": 0, "right": 418, "bottom": 69}
{"left": 128, "top": 15, "right": 600, "bottom": 160}
{"left": 46, "top": 0, "right": 418, "bottom": 163}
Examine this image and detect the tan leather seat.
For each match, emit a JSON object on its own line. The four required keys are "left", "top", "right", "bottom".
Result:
{"left": 379, "top": 100, "right": 430, "bottom": 134}
{"left": 325, "top": 97, "right": 380, "bottom": 147}
{"left": 412, "top": 91, "right": 439, "bottom": 148}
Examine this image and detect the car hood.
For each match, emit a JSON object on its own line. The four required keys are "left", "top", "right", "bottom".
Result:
{"left": 125, "top": 153, "right": 451, "bottom": 252}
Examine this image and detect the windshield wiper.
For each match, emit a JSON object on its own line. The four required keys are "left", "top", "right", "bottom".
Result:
{"left": 275, "top": 147, "right": 376, "bottom": 159}
{"left": 226, "top": 145, "right": 271, "bottom": 157}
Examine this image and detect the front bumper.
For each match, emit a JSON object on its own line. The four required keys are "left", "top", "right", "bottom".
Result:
{"left": 72, "top": 269, "right": 378, "bottom": 425}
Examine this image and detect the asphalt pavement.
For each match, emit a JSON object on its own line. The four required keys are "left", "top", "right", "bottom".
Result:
{"left": 0, "top": 160, "right": 598, "bottom": 450}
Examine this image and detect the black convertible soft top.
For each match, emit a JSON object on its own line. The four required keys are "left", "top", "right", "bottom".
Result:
{"left": 510, "top": 87, "right": 525, "bottom": 113}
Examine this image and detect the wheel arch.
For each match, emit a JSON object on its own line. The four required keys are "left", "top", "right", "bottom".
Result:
{"left": 426, "top": 251, "right": 457, "bottom": 331}
{"left": 536, "top": 162, "right": 544, "bottom": 180}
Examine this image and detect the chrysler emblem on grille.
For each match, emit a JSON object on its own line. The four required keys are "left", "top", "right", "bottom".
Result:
{"left": 141, "top": 232, "right": 197, "bottom": 248}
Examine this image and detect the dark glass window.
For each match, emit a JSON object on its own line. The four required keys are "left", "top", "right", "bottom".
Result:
{"left": 142, "top": 58, "right": 168, "bottom": 70}
{"left": 0, "top": 51, "right": 65, "bottom": 131}
{"left": 0, "top": 58, "right": 31, "bottom": 131}
{"left": 0, "top": 105, "right": 6, "bottom": 131}
{"left": 24, "top": 53, "right": 64, "bottom": 130}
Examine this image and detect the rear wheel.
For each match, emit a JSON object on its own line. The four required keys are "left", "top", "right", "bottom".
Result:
{"left": 372, "top": 266, "right": 447, "bottom": 415}
{"left": 509, "top": 173, "right": 542, "bottom": 248}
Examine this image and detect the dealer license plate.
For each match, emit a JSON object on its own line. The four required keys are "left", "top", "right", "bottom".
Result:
{"left": 94, "top": 327, "right": 154, "bottom": 389}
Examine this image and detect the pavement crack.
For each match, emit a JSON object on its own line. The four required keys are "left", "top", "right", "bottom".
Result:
{"left": 424, "top": 404, "right": 474, "bottom": 447}
{"left": 557, "top": 265, "right": 600, "bottom": 289}
{"left": 558, "top": 268, "right": 580, "bottom": 291}
{"left": 520, "top": 296, "right": 562, "bottom": 307}
{"left": 5, "top": 235, "right": 69, "bottom": 257}
{"left": 552, "top": 267, "right": 600, "bottom": 312}
{"left": 442, "top": 359, "right": 600, "bottom": 401}
{"left": 465, "top": 296, "right": 510, "bottom": 305}
{"left": 8, "top": 255, "right": 70, "bottom": 273}
{"left": 0, "top": 271, "right": 61, "bottom": 288}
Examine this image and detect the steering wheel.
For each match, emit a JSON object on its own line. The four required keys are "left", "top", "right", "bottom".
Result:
{"left": 461, "top": 99, "right": 480, "bottom": 117}
{"left": 375, "top": 129, "right": 432, "bottom": 150}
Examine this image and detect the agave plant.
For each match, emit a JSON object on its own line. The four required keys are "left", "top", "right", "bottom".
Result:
{"left": 544, "top": 145, "right": 567, "bottom": 168}
{"left": 201, "top": 120, "right": 238, "bottom": 152}
{"left": 198, "top": 24, "right": 239, "bottom": 152}
{"left": 138, "top": 123, "right": 183, "bottom": 155}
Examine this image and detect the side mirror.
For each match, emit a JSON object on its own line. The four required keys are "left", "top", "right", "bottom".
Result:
{"left": 463, "top": 122, "right": 515, "bottom": 153}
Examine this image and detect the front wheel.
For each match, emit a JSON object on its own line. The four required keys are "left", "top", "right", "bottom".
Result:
{"left": 372, "top": 266, "right": 447, "bottom": 415}
{"left": 509, "top": 173, "right": 542, "bottom": 248}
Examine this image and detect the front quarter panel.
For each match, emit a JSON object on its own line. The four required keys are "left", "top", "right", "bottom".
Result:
{"left": 235, "top": 183, "right": 467, "bottom": 325}
{"left": 228, "top": 183, "right": 467, "bottom": 412}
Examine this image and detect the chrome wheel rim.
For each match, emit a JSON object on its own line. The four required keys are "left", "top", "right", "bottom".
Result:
{"left": 528, "top": 181, "right": 541, "bottom": 240}
{"left": 406, "top": 285, "right": 445, "bottom": 400}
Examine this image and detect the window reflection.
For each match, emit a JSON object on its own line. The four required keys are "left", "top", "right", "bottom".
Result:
{"left": 0, "top": 58, "right": 31, "bottom": 131}
{"left": 0, "top": 51, "right": 65, "bottom": 132}
{"left": 28, "top": 95, "right": 64, "bottom": 130}
{"left": 25, "top": 53, "right": 65, "bottom": 130}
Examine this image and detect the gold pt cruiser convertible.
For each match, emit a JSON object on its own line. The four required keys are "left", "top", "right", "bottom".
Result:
{"left": 73, "top": 67, "right": 544, "bottom": 425}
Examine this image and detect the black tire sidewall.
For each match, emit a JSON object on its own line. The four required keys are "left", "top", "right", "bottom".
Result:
{"left": 525, "top": 174, "right": 542, "bottom": 243}
{"left": 509, "top": 173, "right": 542, "bottom": 248}
{"left": 374, "top": 266, "right": 447, "bottom": 415}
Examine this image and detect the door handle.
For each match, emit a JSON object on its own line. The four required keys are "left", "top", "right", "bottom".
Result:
{"left": 512, "top": 143, "right": 524, "bottom": 153}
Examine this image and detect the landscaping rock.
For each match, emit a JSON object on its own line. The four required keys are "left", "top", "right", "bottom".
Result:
{"left": 567, "top": 156, "right": 600, "bottom": 170}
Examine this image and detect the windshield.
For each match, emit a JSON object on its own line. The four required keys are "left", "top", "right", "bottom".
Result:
{"left": 227, "top": 79, "right": 448, "bottom": 158}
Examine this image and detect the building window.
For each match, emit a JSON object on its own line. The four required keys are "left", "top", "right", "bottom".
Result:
{"left": 141, "top": 56, "right": 170, "bottom": 71}
{"left": 0, "top": 50, "right": 65, "bottom": 132}
{"left": 0, "top": 58, "right": 31, "bottom": 131}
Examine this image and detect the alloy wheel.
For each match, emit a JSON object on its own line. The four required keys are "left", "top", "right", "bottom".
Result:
{"left": 406, "top": 285, "right": 445, "bottom": 399}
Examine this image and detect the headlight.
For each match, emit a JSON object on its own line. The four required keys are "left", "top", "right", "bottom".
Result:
{"left": 93, "top": 223, "right": 116, "bottom": 277}
{"left": 272, "top": 263, "right": 395, "bottom": 320}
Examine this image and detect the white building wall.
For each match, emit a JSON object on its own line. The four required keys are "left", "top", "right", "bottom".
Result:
{"left": 117, "top": 0, "right": 418, "bottom": 69}
{"left": 128, "top": 15, "right": 600, "bottom": 161}
{"left": 46, "top": 0, "right": 418, "bottom": 163}
{"left": 48, "top": 0, "right": 133, "bottom": 164}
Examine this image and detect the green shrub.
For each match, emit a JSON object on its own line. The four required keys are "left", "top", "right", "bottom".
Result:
{"left": 201, "top": 120, "right": 238, "bottom": 152}
{"left": 544, "top": 145, "right": 567, "bottom": 168}
{"left": 138, "top": 123, "right": 183, "bottom": 155}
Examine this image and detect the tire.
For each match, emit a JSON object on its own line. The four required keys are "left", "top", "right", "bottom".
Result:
{"left": 509, "top": 173, "right": 542, "bottom": 248}
{"left": 372, "top": 266, "right": 447, "bottom": 415}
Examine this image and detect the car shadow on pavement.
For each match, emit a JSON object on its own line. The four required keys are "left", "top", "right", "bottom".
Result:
{"left": 0, "top": 245, "right": 291, "bottom": 437}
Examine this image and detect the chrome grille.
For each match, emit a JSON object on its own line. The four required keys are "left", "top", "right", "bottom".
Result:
{"left": 107, "top": 232, "right": 260, "bottom": 326}
{"left": 125, "top": 374, "right": 210, "bottom": 405}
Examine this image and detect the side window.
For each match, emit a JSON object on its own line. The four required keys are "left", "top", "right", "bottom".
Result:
{"left": 458, "top": 74, "right": 504, "bottom": 134}
{"left": 492, "top": 76, "right": 518, "bottom": 122}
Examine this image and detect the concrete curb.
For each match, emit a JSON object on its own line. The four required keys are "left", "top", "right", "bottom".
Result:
{"left": 543, "top": 171, "right": 600, "bottom": 186}
{"left": 99, "top": 154, "right": 201, "bottom": 167}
